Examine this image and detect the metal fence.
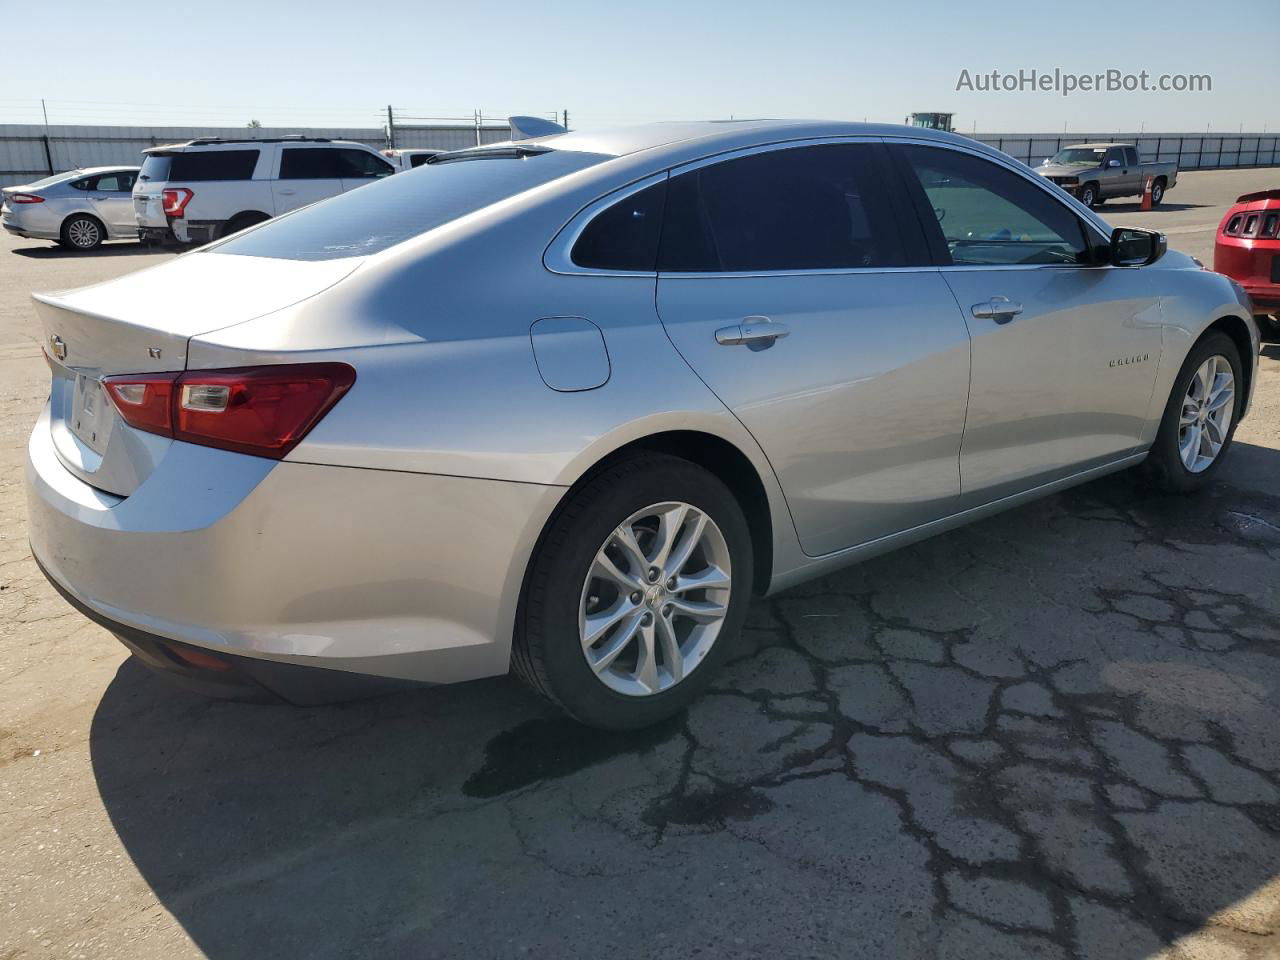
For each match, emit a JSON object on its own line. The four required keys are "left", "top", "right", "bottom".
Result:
{"left": 0, "top": 121, "right": 513, "bottom": 186}
{"left": 969, "top": 132, "right": 1280, "bottom": 170}
{"left": 3, "top": 122, "right": 1277, "bottom": 188}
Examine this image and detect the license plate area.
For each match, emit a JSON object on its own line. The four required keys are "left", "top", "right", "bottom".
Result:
{"left": 70, "top": 373, "right": 110, "bottom": 454}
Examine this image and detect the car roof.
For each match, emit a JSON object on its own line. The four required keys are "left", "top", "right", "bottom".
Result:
{"left": 1063, "top": 142, "right": 1133, "bottom": 149}
{"left": 79, "top": 165, "right": 141, "bottom": 174}
{"left": 483, "top": 118, "right": 984, "bottom": 160}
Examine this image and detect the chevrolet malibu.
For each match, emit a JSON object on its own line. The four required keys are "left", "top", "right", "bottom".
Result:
{"left": 26, "top": 121, "right": 1258, "bottom": 729}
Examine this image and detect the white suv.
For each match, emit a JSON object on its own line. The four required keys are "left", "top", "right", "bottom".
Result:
{"left": 133, "top": 137, "right": 395, "bottom": 244}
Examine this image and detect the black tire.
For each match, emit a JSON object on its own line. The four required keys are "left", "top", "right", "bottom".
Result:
{"left": 1093, "top": 196, "right": 1106, "bottom": 207}
{"left": 60, "top": 215, "right": 104, "bottom": 250}
{"left": 1079, "top": 183, "right": 1100, "bottom": 208}
{"left": 1258, "top": 315, "right": 1280, "bottom": 342}
{"left": 513, "top": 453, "right": 754, "bottom": 730}
{"left": 1144, "top": 331, "right": 1243, "bottom": 493}
{"left": 1150, "top": 178, "right": 1166, "bottom": 206}
{"left": 221, "top": 211, "right": 270, "bottom": 238}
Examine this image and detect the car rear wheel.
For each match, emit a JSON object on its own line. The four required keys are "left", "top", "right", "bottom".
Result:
{"left": 60, "top": 215, "right": 104, "bottom": 251}
{"left": 1144, "top": 332, "right": 1242, "bottom": 493}
{"left": 1150, "top": 178, "right": 1166, "bottom": 206}
{"left": 222, "top": 211, "right": 270, "bottom": 238}
{"left": 1079, "top": 183, "right": 1100, "bottom": 208}
{"left": 513, "top": 453, "right": 753, "bottom": 729}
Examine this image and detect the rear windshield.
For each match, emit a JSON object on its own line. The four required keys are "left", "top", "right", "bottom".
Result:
{"left": 212, "top": 148, "right": 608, "bottom": 261}
{"left": 139, "top": 149, "right": 259, "bottom": 183}
{"left": 22, "top": 170, "right": 83, "bottom": 189}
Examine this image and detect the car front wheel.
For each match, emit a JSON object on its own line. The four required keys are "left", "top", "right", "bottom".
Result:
{"left": 1144, "top": 332, "right": 1242, "bottom": 493}
{"left": 513, "top": 453, "right": 753, "bottom": 729}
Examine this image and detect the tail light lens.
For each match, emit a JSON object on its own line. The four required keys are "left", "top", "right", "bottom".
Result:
{"left": 103, "top": 363, "right": 355, "bottom": 459}
{"left": 161, "top": 188, "right": 194, "bottom": 217}
{"left": 9, "top": 193, "right": 45, "bottom": 204}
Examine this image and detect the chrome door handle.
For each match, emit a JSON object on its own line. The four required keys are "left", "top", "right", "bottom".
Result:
{"left": 92, "top": 196, "right": 109, "bottom": 200}
{"left": 715, "top": 317, "right": 791, "bottom": 346}
{"left": 277, "top": 189, "right": 296, "bottom": 196}
{"left": 970, "top": 297, "right": 1024, "bottom": 324}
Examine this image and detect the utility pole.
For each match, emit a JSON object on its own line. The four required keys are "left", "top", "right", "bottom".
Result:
{"left": 562, "top": 108, "right": 569, "bottom": 130}
{"left": 386, "top": 105, "right": 396, "bottom": 149}
{"left": 474, "top": 109, "right": 482, "bottom": 146}
{"left": 40, "top": 98, "right": 54, "bottom": 175}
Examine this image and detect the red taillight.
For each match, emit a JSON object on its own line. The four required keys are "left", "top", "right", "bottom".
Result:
{"left": 161, "top": 188, "right": 194, "bottom": 217}
{"left": 102, "top": 363, "right": 355, "bottom": 459}
{"left": 9, "top": 193, "right": 45, "bottom": 204}
{"left": 102, "top": 373, "right": 177, "bottom": 435}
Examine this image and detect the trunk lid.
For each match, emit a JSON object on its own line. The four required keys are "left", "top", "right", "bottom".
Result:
{"left": 35, "top": 251, "right": 361, "bottom": 496}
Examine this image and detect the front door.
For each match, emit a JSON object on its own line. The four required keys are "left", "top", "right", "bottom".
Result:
{"left": 892, "top": 142, "right": 1163, "bottom": 507}
{"left": 654, "top": 142, "right": 972, "bottom": 557}
{"left": 274, "top": 147, "right": 346, "bottom": 214}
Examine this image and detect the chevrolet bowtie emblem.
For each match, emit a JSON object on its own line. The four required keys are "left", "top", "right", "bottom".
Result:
{"left": 49, "top": 335, "right": 67, "bottom": 360}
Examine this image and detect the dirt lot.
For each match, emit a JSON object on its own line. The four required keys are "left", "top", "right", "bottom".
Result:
{"left": 2, "top": 168, "right": 1279, "bottom": 960}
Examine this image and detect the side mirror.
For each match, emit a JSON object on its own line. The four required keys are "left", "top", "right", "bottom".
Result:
{"left": 1107, "top": 159, "right": 1121, "bottom": 168}
{"left": 1110, "top": 227, "right": 1166, "bottom": 266}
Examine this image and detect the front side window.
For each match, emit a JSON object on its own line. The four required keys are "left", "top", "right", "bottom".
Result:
{"left": 280, "top": 148, "right": 343, "bottom": 180}
{"left": 899, "top": 145, "right": 1089, "bottom": 266}
{"left": 337, "top": 149, "right": 394, "bottom": 179}
{"left": 571, "top": 180, "right": 666, "bottom": 271}
{"left": 658, "top": 143, "right": 907, "bottom": 272}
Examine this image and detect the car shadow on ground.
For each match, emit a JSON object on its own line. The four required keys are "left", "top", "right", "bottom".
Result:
{"left": 1096, "top": 201, "right": 1209, "bottom": 214}
{"left": 11, "top": 241, "right": 165, "bottom": 259}
{"left": 89, "top": 457, "right": 1280, "bottom": 958}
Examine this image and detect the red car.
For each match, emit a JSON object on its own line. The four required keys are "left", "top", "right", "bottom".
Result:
{"left": 1214, "top": 189, "right": 1280, "bottom": 335}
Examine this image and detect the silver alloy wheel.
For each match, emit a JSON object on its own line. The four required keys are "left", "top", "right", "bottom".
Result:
{"left": 1178, "top": 354, "right": 1235, "bottom": 473}
{"left": 579, "top": 501, "right": 732, "bottom": 697}
{"left": 1151, "top": 181, "right": 1164, "bottom": 204}
{"left": 67, "top": 218, "right": 100, "bottom": 249}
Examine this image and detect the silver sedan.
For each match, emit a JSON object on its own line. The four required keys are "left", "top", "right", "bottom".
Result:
{"left": 25, "top": 121, "right": 1258, "bottom": 728}
{"left": 2, "top": 166, "right": 140, "bottom": 250}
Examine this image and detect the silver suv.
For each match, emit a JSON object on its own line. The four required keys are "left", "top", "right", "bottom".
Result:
{"left": 133, "top": 137, "right": 394, "bottom": 245}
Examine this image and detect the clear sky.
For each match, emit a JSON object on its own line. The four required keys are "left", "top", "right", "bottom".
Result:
{"left": 0, "top": 0, "right": 1275, "bottom": 133}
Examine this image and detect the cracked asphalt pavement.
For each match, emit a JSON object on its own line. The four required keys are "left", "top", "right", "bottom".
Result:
{"left": 2, "top": 168, "right": 1279, "bottom": 959}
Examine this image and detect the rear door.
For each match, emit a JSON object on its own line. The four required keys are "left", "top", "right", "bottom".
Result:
{"left": 654, "top": 141, "right": 972, "bottom": 557}
{"left": 890, "top": 142, "right": 1162, "bottom": 506}
{"left": 85, "top": 170, "right": 136, "bottom": 234}
{"left": 275, "top": 147, "right": 346, "bottom": 213}
{"left": 335, "top": 147, "right": 394, "bottom": 193}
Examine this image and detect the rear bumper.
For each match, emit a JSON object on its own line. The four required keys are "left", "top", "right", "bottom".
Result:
{"left": 37, "top": 554, "right": 417, "bottom": 704}
{"left": 3, "top": 219, "right": 57, "bottom": 240}
{"left": 26, "top": 401, "right": 564, "bottom": 690}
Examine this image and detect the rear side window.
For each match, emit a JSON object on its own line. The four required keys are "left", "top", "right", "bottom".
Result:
{"left": 1124, "top": 147, "right": 1140, "bottom": 167}
{"left": 138, "top": 155, "right": 171, "bottom": 183}
{"left": 409, "top": 153, "right": 433, "bottom": 168}
{"left": 658, "top": 143, "right": 908, "bottom": 272}
{"left": 163, "top": 150, "right": 259, "bottom": 182}
{"left": 280, "top": 148, "right": 343, "bottom": 179}
{"left": 571, "top": 180, "right": 667, "bottom": 271}
{"left": 213, "top": 148, "right": 609, "bottom": 261}
{"left": 337, "top": 149, "right": 394, "bottom": 179}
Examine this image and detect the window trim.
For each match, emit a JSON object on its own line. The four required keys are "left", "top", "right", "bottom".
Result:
{"left": 545, "top": 135, "right": 1117, "bottom": 279}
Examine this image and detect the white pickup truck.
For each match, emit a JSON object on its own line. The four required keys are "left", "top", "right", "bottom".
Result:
{"left": 133, "top": 136, "right": 395, "bottom": 245}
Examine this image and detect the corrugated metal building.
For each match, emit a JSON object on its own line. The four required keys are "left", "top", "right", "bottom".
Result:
{"left": 0, "top": 122, "right": 512, "bottom": 186}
